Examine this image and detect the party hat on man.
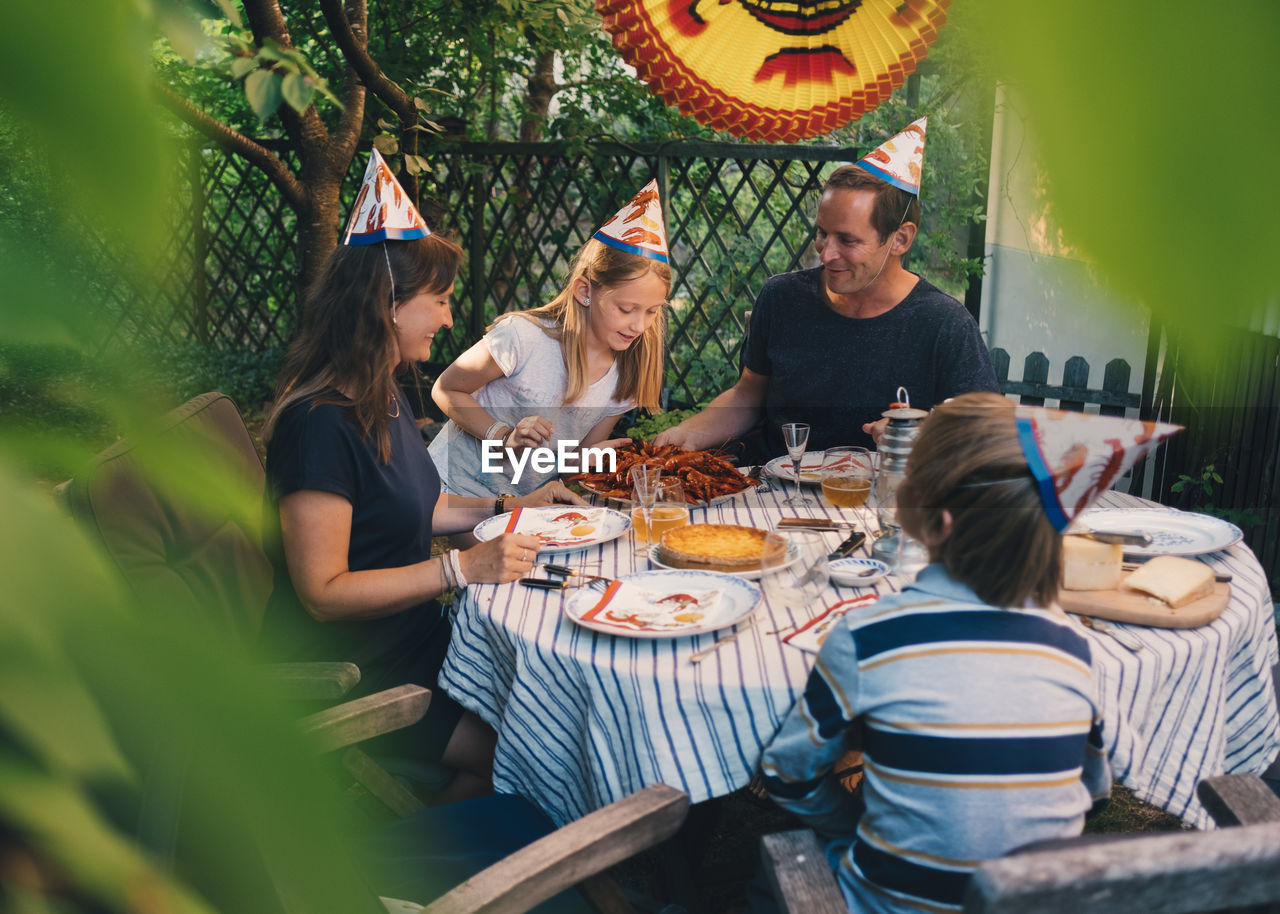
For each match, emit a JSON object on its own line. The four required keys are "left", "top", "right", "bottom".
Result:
{"left": 342, "top": 148, "right": 430, "bottom": 246}
{"left": 853, "top": 117, "right": 928, "bottom": 195}
{"left": 592, "top": 179, "right": 669, "bottom": 263}
{"left": 1015, "top": 407, "right": 1181, "bottom": 531}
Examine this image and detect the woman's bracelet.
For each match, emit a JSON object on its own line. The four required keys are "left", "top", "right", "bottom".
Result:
{"left": 440, "top": 552, "right": 456, "bottom": 590}
{"left": 447, "top": 548, "right": 469, "bottom": 588}
{"left": 483, "top": 420, "right": 511, "bottom": 442}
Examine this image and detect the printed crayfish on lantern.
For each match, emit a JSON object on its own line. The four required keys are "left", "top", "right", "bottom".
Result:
{"left": 568, "top": 440, "right": 759, "bottom": 504}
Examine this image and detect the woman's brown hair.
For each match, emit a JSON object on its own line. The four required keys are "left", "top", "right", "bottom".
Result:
{"left": 501, "top": 238, "right": 669, "bottom": 410}
{"left": 897, "top": 392, "right": 1062, "bottom": 608}
{"left": 265, "top": 234, "right": 464, "bottom": 462}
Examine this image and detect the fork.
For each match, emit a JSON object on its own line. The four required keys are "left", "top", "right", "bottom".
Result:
{"left": 689, "top": 615, "right": 758, "bottom": 663}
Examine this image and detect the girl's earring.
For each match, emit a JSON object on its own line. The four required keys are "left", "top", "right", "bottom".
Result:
{"left": 584, "top": 293, "right": 591, "bottom": 305}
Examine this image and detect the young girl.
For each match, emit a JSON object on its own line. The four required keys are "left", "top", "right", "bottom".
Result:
{"left": 428, "top": 181, "right": 670, "bottom": 498}
{"left": 759, "top": 392, "right": 1178, "bottom": 913}
{"left": 261, "top": 150, "right": 585, "bottom": 802}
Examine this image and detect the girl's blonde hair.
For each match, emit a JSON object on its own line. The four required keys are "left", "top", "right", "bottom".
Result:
{"left": 498, "top": 238, "right": 669, "bottom": 410}
{"left": 898, "top": 393, "right": 1063, "bottom": 608}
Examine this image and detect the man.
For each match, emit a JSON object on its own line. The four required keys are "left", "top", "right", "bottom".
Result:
{"left": 655, "top": 118, "right": 998, "bottom": 457}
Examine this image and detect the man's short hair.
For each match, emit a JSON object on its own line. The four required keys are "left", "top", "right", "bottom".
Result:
{"left": 822, "top": 164, "right": 921, "bottom": 243}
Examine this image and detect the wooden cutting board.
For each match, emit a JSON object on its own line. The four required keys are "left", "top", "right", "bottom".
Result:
{"left": 1059, "top": 575, "right": 1231, "bottom": 629}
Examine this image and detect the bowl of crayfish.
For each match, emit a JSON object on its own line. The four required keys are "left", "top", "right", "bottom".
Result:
{"left": 567, "top": 441, "right": 760, "bottom": 505}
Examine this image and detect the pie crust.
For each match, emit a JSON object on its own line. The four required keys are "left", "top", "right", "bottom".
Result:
{"left": 658, "top": 524, "right": 768, "bottom": 569}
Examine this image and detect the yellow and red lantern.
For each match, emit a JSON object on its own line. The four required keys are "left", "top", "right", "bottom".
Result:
{"left": 596, "top": 0, "right": 951, "bottom": 142}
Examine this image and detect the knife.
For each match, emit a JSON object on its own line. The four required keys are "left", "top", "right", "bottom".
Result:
{"left": 1080, "top": 530, "right": 1154, "bottom": 548}
{"left": 827, "top": 530, "right": 867, "bottom": 561}
{"left": 778, "top": 517, "right": 857, "bottom": 530}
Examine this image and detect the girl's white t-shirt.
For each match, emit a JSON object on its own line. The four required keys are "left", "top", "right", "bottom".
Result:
{"left": 427, "top": 315, "right": 633, "bottom": 496}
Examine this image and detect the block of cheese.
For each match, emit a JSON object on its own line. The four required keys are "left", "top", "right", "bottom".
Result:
{"left": 1062, "top": 535, "right": 1123, "bottom": 591}
{"left": 1122, "top": 555, "right": 1215, "bottom": 607}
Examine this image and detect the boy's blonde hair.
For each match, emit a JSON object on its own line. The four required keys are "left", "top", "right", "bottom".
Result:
{"left": 497, "top": 238, "right": 669, "bottom": 410}
{"left": 898, "top": 393, "right": 1062, "bottom": 608}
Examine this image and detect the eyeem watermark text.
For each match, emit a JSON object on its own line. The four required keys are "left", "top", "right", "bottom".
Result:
{"left": 480, "top": 439, "right": 616, "bottom": 485}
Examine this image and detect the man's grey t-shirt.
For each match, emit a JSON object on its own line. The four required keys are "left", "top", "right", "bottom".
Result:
{"left": 743, "top": 267, "right": 999, "bottom": 456}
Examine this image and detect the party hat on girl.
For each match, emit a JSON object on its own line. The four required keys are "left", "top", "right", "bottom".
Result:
{"left": 592, "top": 179, "right": 669, "bottom": 263}
{"left": 853, "top": 117, "right": 928, "bottom": 195}
{"left": 343, "top": 148, "right": 430, "bottom": 246}
{"left": 1015, "top": 407, "right": 1181, "bottom": 531}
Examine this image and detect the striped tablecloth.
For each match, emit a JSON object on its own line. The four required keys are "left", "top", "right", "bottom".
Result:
{"left": 440, "top": 483, "right": 1279, "bottom": 828}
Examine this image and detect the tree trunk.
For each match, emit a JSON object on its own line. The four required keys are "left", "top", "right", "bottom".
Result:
{"left": 520, "top": 49, "right": 557, "bottom": 143}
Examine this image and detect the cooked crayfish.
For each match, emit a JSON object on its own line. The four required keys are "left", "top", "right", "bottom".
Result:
{"left": 567, "top": 440, "right": 758, "bottom": 504}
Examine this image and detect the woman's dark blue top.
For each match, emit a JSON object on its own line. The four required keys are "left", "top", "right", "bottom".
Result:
{"left": 261, "top": 391, "right": 445, "bottom": 670}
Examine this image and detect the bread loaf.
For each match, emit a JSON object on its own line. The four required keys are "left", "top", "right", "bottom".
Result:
{"left": 1122, "top": 555, "right": 1215, "bottom": 607}
{"left": 1062, "top": 535, "right": 1122, "bottom": 591}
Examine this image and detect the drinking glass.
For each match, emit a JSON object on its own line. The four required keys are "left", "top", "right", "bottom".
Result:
{"left": 781, "top": 422, "right": 816, "bottom": 507}
{"left": 629, "top": 463, "right": 665, "bottom": 557}
{"left": 630, "top": 477, "right": 690, "bottom": 553}
{"left": 760, "top": 530, "right": 830, "bottom": 612}
{"left": 820, "top": 446, "right": 874, "bottom": 510}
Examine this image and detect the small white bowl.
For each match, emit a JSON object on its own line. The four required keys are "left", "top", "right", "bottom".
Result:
{"left": 828, "top": 557, "right": 889, "bottom": 587}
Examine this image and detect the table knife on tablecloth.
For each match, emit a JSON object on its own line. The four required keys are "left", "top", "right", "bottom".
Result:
{"left": 827, "top": 531, "right": 867, "bottom": 561}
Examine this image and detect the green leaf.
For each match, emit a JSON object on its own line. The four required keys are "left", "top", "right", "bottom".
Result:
{"left": 413, "top": 96, "right": 430, "bottom": 112}
{"left": 280, "top": 71, "right": 314, "bottom": 113}
{"left": 244, "top": 68, "right": 282, "bottom": 121}
{"left": 230, "top": 56, "right": 257, "bottom": 80}
{"left": 372, "top": 133, "right": 398, "bottom": 156}
{"left": 411, "top": 154, "right": 431, "bottom": 174}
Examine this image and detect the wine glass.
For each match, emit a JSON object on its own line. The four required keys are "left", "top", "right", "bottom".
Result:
{"left": 629, "top": 463, "right": 664, "bottom": 557}
{"left": 781, "top": 422, "right": 816, "bottom": 507}
{"left": 630, "top": 477, "right": 690, "bottom": 554}
{"left": 760, "top": 530, "right": 830, "bottom": 613}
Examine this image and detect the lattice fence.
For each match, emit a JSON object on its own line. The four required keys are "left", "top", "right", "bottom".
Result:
{"left": 109, "top": 139, "right": 855, "bottom": 406}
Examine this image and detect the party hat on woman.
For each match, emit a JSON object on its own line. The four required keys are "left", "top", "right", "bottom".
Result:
{"left": 592, "top": 179, "right": 669, "bottom": 263}
{"left": 343, "top": 148, "right": 430, "bottom": 246}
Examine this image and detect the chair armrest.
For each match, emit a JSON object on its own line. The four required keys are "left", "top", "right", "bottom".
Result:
{"left": 419, "top": 783, "right": 690, "bottom": 914}
{"left": 261, "top": 661, "right": 361, "bottom": 700}
{"left": 299, "top": 684, "right": 432, "bottom": 753}
{"left": 760, "top": 830, "right": 846, "bottom": 914}
{"left": 1197, "top": 774, "right": 1280, "bottom": 826}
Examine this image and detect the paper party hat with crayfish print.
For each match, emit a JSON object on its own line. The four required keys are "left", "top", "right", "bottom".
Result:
{"left": 854, "top": 117, "right": 928, "bottom": 195}
{"left": 1015, "top": 407, "right": 1181, "bottom": 531}
{"left": 342, "top": 148, "right": 430, "bottom": 246}
{"left": 592, "top": 179, "right": 669, "bottom": 263}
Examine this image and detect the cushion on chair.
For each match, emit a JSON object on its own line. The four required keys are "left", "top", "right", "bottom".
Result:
{"left": 61, "top": 392, "right": 273, "bottom": 643}
{"left": 360, "top": 793, "right": 594, "bottom": 913}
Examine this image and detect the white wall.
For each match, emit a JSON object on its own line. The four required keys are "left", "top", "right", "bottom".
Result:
{"left": 978, "top": 87, "right": 1150, "bottom": 396}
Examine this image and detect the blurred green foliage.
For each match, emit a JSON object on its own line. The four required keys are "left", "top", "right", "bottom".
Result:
{"left": 965, "top": 0, "right": 1279, "bottom": 360}
{"left": 0, "top": 3, "right": 385, "bottom": 910}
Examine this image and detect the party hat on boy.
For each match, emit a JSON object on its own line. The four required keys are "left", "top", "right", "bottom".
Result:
{"left": 853, "top": 117, "right": 928, "bottom": 195}
{"left": 1015, "top": 407, "right": 1181, "bottom": 531}
{"left": 342, "top": 148, "right": 430, "bottom": 246}
{"left": 592, "top": 179, "right": 669, "bottom": 263}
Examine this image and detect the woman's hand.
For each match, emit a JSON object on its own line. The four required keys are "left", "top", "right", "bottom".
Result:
{"left": 458, "top": 532, "right": 541, "bottom": 584}
{"left": 516, "top": 480, "right": 587, "bottom": 508}
{"left": 504, "top": 415, "right": 554, "bottom": 453}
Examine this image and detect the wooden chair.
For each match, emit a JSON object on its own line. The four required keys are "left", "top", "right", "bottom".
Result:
{"left": 298, "top": 683, "right": 690, "bottom": 914}
{"left": 760, "top": 775, "right": 1280, "bottom": 914}
{"left": 58, "top": 391, "right": 356, "bottom": 699}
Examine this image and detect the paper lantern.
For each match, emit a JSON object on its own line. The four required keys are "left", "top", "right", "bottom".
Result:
{"left": 596, "top": 0, "right": 950, "bottom": 142}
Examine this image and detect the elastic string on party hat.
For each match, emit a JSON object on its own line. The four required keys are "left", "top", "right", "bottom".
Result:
{"left": 382, "top": 241, "right": 397, "bottom": 311}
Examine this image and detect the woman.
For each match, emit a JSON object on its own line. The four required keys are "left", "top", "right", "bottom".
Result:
{"left": 262, "top": 156, "right": 584, "bottom": 800}
{"left": 428, "top": 180, "right": 671, "bottom": 498}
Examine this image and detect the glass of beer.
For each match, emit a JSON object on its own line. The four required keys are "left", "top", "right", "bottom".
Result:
{"left": 631, "top": 478, "right": 690, "bottom": 555}
{"left": 820, "top": 446, "right": 874, "bottom": 508}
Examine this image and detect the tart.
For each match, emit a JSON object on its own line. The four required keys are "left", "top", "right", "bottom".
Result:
{"left": 658, "top": 523, "right": 768, "bottom": 570}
